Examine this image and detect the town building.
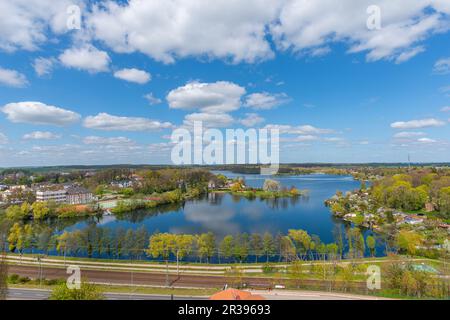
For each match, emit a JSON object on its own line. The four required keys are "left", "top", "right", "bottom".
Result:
{"left": 36, "top": 186, "right": 94, "bottom": 205}
{"left": 66, "top": 186, "right": 94, "bottom": 205}
{"left": 36, "top": 189, "right": 68, "bottom": 203}
{"left": 425, "top": 202, "right": 435, "bottom": 212}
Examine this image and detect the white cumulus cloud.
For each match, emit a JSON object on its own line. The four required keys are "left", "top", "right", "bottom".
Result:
{"left": 293, "top": 135, "right": 319, "bottom": 142}
{"left": 23, "top": 131, "right": 61, "bottom": 140}
{"left": 86, "top": 0, "right": 277, "bottom": 63}
{"left": 417, "top": 137, "right": 437, "bottom": 143}
{"left": 144, "top": 93, "right": 162, "bottom": 105}
{"left": 245, "top": 92, "right": 290, "bottom": 110}
{"left": 393, "top": 131, "right": 426, "bottom": 138}
{"left": 113, "top": 68, "right": 151, "bottom": 84}
{"left": 59, "top": 45, "right": 111, "bottom": 73}
{"left": 391, "top": 118, "right": 446, "bottom": 129}
{"left": 239, "top": 113, "right": 265, "bottom": 127}
{"left": 0, "top": 0, "right": 78, "bottom": 52}
{"left": 433, "top": 57, "right": 450, "bottom": 74}
{"left": 83, "top": 136, "right": 134, "bottom": 145}
{"left": 83, "top": 113, "right": 173, "bottom": 131}
{"left": 1, "top": 101, "right": 81, "bottom": 126}
{"left": 0, "top": 67, "right": 28, "bottom": 87}
{"left": 33, "top": 57, "right": 56, "bottom": 77}
{"left": 167, "top": 81, "right": 246, "bottom": 113}
{"left": 271, "top": 0, "right": 450, "bottom": 63}
{"left": 2, "top": 1, "right": 450, "bottom": 65}
{"left": 264, "top": 124, "right": 335, "bottom": 135}
{"left": 183, "top": 112, "right": 234, "bottom": 128}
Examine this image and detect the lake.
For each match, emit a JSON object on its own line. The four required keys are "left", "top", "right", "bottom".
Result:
{"left": 67, "top": 173, "right": 366, "bottom": 244}
{"left": 21, "top": 172, "right": 387, "bottom": 260}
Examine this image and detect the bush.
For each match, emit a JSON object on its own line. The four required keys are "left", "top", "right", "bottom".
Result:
{"left": 50, "top": 281, "right": 104, "bottom": 300}
{"left": 7, "top": 274, "right": 20, "bottom": 284}
{"left": 43, "top": 279, "right": 64, "bottom": 286}
{"left": 262, "top": 263, "right": 275, "bottom": 274}
{"left": 19, "top": 276, "right": 31, "bottom": 284}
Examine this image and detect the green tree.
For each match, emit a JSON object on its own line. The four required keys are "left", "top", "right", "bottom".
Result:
{"left": 147, "top": 233, "right": 175, "bottom": 286}
{"left": 172, "top": 234, "right": 194, "bottom": 276}
{"left": 5, "top": 205, "right": 27, "bottom": 220}
{"left": 330, "top": 202, "right": 345, "bottom": 215}
{"left": 360, "top": 180, "right": 367, "bottom": 190}
{"left": 95, "top": 185, "right": 106, "bottom": 196}
{"left": 57, "top": 232, "right": 70, "bottom": 263}
{"left": 134, "top": 226, "right": 149, "bottom": 259}
{"left": 250, "top": 233, "right": 263, "bottom": 263}
{"left": 366, "top": 235, "right": 376, "bottom": 257}
{"left": 332, "top": 225, "right": 344, "bottom": 258}
{"left": 326, "top": 243, "right": 339, "bottom": 260}
{"left": 356, "top": 233, "right": 365, "bottom": 258}
{"left": 50, "top": 281, "right": 104, "bottom": 300}
{"left": 7, "top": 223, "right": 23, "bottom": 253}
{"left": 288, "top": 229, "right": 311, "bottom": 260}
{"left": 220, "top": 235, "right": 234, "bottom": 261}
{"left": 196, "top": 232, "right": 216, "bottom": 263}
{"left": 20, "top": 202, "right": 31, "bottom": 218}
{"left": 22, "top": 224, "right": 34, "bottom": 253}
{"left": 101, "top": 229, "right": 113, "bottom": 258}
{"left": 124, "top": 229, "right": 135, "bottom": 258}
{"left": 115, "top": 228, "right": 126, "bottom": 258}
{"left": 279, "top": 236, "right": 296, "bottom": 262}
{"left": 438, "top": 186, "right": 450, "bottom": 217}
{"left": 230, "top": 182, "right": 244, "bottom": 192}
{"left": 396, "top": 230, "right": 423, "bottom": 256}
{"left": 233, "top": 233, "right": 250, "bottom": 263}
{"left": 262, "top": 232, "right": 276, "bottom": 262}
{"left": 31, "top": 202, "right": 50, "bottom": 220}
{"left": 122, "top": 188, "right": 135, "bottom": 198}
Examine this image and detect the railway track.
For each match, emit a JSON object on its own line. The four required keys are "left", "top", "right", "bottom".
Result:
{"left": 7, "top": 264, "right": 368, "bottom": 292}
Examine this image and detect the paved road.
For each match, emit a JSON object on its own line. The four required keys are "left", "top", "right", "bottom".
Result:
{"left": 7, "top": 288, "right": 208, "bottom": 300}
{"left": 7, "top": 288, "right": 386, "bottom": 300}
{"left": 255, "top": 290, "right": 390, "bottom": 300}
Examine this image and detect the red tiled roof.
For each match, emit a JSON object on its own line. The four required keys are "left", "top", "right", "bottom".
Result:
{"left": 209, "top": 288, "right": 265, "bottom": 300}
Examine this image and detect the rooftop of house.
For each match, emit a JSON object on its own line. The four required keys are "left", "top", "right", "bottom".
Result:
{"left": 66, "top": 186, "right": 92, "bottom": 195}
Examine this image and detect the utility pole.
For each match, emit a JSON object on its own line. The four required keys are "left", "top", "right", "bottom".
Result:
{"left": 130, "top": 257, "right": 134, "bottom": 300}
{"left": 176, "top": 250, "right": 180, "bottom": 280}
{"left": 37, "top": 256, "right": 42, "bottom": 288}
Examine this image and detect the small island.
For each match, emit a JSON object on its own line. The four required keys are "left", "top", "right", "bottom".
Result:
{"left": 208, "top": 175, "right": 307, "bottom": 199}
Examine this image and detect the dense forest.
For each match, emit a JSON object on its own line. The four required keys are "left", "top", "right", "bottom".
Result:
{"left": 371, "top": 171, "right": 450, "bottom": 217}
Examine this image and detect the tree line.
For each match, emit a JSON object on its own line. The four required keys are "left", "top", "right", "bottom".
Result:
{"left": 5, "top": 223, "right": 380, "bottom": 263}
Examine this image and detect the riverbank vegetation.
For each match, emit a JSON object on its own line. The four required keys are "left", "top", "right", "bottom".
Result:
{"left": 0, "top": 168, "right": 218, "bottom": 220}
{"left": 326, "top": 168, "right": 450, "bottom": 259}
{"left": 0, "top": 224, "right": 420, "bottom": 264}
{"left": 5, "top": 201, "right": 99, "bottom": 221}
{"left": 3, "top": 223, "right": 362, "bottom": 262}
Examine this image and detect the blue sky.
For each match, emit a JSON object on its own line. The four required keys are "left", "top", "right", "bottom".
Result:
{"left": 0, "top": 0, "right": 449, "bottom": 166}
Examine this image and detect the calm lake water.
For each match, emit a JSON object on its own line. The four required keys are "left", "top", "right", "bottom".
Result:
{"left": 68, "top": 173, "right": 366, "bottom": 244}
{"left": 21, "top": 172, "right": 387, "bottom": 260}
